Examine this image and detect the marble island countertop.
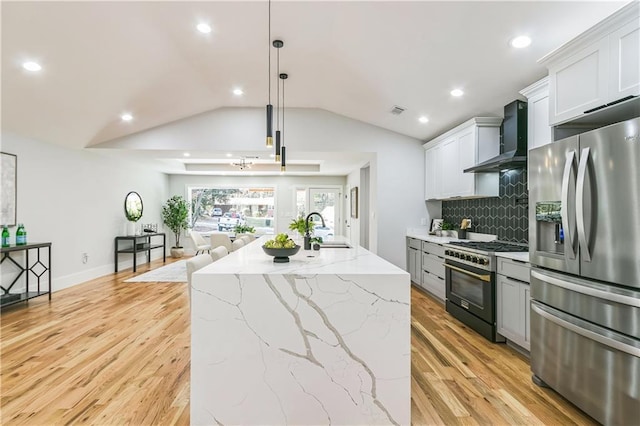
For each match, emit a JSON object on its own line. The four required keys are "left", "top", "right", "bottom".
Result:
{"left": 198, "top": 235, "right": 408, "bottom": 276}
{"left": 190, "top": 236, "right": 410, "bottom": 425}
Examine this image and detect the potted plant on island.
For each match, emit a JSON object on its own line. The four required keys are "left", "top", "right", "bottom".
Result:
{"left": 309, "top": 236, "right": 323, "bottom": 251}
{"left": 289, "top": 216, "right": 314, "bottom": 238}
{"left": 161, "top": 195, "right": 189, "bottom": 258}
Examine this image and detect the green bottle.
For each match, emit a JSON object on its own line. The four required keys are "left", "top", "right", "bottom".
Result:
{"left": 1, "top": 225, "right": 9, "bottom": 247}
{"left": 16, "top": 223, "right": 26, "bottom": 245}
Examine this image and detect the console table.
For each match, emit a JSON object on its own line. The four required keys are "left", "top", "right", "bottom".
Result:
{"left": 1, "top": 242, "right": 52, "bottom": 308}
{"left": 115, "top": 233, "right": 166, "bottom": 272}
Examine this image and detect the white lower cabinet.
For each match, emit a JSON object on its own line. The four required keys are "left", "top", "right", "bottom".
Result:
{"left": 407, "top": 238, "right": 446, "bottom": 300}
{"left": 420, "top": 242, "right": 446, "bottom": 301}
{"left": 422, "top": 270, "right": 445, "bottom": 301}
{"left": 407, "top": 238, "right": 422, "bottom": 285}
{"left": 497, "top": 258, "right": 531, "bottom": 351}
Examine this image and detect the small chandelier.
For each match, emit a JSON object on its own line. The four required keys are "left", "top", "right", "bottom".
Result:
{"left": 231, "top": 157, "right": 254, "bottom": 171}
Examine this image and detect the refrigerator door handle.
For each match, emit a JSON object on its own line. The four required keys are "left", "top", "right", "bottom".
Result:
{"left": 576, "top": 147, "right": 591, "bottom": 262}
{"left": 561, "top": 151, "right": 577, "bottom": 260}
{"left": 531, "top": 302, "right": 640, "bottom": 358}
{"left": 531, "top": 269, "right": 640, "bottom": 308}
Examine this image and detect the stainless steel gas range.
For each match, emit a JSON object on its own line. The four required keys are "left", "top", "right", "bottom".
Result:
{"left": 444, "top": 241, "right": 528, "bottom": 342}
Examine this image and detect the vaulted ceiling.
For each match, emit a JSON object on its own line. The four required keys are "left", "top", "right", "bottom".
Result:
{"left": 2, "top": 1, "right": 626, "bottom": 155}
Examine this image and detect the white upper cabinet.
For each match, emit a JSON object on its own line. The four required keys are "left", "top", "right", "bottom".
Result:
{"left": 424, "top": 144, "right": 442, "bottom": 200}
{"left": 423, "top": 117, "right": 501, "bottom": 200}
{"left": 541, "top": 2, "right": 640, "bottom": 125}
{"left": 547, "top": 38, "right": 609, "bottom": 124}
{"left": 439, "top": 137, "right": 459, "bottom": 198}
{"left": 520, "top": 77, "right": 552, "bottom": 150}
{"left": 610, "top": 19, "right": 640, "bottom": 99}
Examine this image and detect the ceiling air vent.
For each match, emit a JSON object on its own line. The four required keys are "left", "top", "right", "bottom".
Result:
{"left": 390, "top": 105, "right": 406, "bottom": 115}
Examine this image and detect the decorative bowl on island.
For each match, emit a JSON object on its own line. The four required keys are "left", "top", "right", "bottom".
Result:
{"left": 262, "top": 245, "right": 301, "bottom": 263}
{"left": 262, "top": 233, "right": 300, "bottom": 263}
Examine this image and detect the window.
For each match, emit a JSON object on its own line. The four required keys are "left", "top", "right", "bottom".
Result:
{"left": 295, "top": 187, "right": 342, "bottom": 239}
{"left": 188, "top": 187, "right": 275, "bottom": 235}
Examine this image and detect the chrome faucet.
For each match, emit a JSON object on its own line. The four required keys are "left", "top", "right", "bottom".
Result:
{"left": 304, "top": 212, "right": 326, "bottom": 250}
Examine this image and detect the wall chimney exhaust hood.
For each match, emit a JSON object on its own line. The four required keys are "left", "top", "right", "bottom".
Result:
{"left": 464, "top": 100, "right": 528, "bottom": 173}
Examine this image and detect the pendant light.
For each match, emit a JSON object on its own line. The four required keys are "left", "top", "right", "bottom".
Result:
{"left": 280, "top": 72, "right": 288, "bottom": 172}
{"left": 265, "top": 0, "right": 273, "bottom": 147}
{"left": 273, "top": 40, "right": 283, "bottom": 162}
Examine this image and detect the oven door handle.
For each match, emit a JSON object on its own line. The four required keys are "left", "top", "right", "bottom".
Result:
{"left": 444, "top": 263, "right": 491, "bottom": 282}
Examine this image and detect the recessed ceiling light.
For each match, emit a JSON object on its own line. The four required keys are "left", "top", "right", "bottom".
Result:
{"left": 121, "top": 113, "right": 133, "bottom": 122}
{"left": 450, "top": 89, "right": 464, "bottom": 97}
{"left": 197, "top": 23, "right": 212, "bottom": 34}
{"left": 226, "top": 153, "right": 232, "bottom": 157}
{"left": 233, "top": 88, "right": 244, "bottom": 96}
{"left": 510, "top": 35, "right": 532, "bottom": 49}
{"left": 418, "top": 116, "right": 429, "bottom": 124}
{"left": 22, "top": 61, "right": 42, "bottom": 72}
{"left": 183, "top": 152, "right": 190, "bottom": 157}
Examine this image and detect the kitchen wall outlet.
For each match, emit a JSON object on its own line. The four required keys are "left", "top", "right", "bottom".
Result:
{"left": 420, "top": 218, "right": 427, "bottom": 226}
{"left": 82, "top": 252, "right": 88, "bottom": 264}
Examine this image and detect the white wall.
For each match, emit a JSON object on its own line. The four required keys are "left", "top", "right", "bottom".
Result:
{"left": 98, "top": 108, "right": 427, "bottom": 268}
{"left": 169, "top": 174, "right": 346, "bottom": 251}
{"left": 346, "top": 168, "right": 360, "bottom": 247}
{"left": 1, "top": 132, "right": 169, "bottom": 292}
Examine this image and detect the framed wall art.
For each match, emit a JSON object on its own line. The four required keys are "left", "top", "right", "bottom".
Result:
{"left": 350, "top": 187, "right": 358, "bottom": 219}
{"left": 1, "top": 152, "right": 17, "bottom": 226}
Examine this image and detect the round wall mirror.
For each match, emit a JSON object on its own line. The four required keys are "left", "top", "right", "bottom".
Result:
{"left": 124, "top": 191, "right": 143, "bottom": 222}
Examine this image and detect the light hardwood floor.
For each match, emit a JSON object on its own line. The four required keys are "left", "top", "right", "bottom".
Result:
{"left": 409, "top": 288, "right": 596, "bottom": 425}
{"left": 1, "top": 258, "right": 190, "bottom": 425}
{"left": 1, "top": 260, "right": 596, "bottom": 425}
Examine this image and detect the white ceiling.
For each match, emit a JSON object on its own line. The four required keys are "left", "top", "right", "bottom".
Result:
{"left": 1, "top": 1, "right": 627, "bottom": 175}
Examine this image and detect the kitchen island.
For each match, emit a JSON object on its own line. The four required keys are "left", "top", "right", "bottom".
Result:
{"left": 190, "top": 236, "right": 410, "bottom": 425}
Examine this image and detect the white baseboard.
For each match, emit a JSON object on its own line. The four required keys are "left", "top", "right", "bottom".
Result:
{"left": 53, "top": 251, "right": 166, "bottom": 293}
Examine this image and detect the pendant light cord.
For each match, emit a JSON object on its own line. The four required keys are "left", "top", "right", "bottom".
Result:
{"left": 282, "top": 76, "right": 285, "bottom": 147}
{"left": 268, "top": 0, "right": 271, "bottom": 104}
{"left": 276, "top": 47, "right": 280, "bottom": 130}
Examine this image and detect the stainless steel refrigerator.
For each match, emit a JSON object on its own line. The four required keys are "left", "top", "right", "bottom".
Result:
{"left": 528, "top": 117, "right": 640, "bottom": 425}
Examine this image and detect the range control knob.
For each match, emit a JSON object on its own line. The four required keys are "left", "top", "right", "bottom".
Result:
{"left": 454, "top": 252, "right": 460, "bottom": 258}
{"left": 445, "top": 250, "right": 451, "bottom": 256}
{"left": 478, "top": 258, "right": 487, "bottom": 265}
{"left": 465, "top": 255, "right": 472, "bottom": 261}
{"left": 472, "top": 256, "right": 479, "bottom": 263}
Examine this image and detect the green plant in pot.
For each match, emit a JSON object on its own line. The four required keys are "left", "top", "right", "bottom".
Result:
{"left": 161, "top": 195, "right": 189, "bottom": 258}
{"left": 441, "top": 222, "right": 455, "bottom": 237}
{"left": 289, "top": 216, "right": 313, "bottom": 238}
{"left": 309, "top": 236, "right": 323, "bottom": 251}
{"left": 234, "top": 224, "right": 256, "bottom": 234}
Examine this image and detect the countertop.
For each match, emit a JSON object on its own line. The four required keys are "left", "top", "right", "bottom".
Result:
{"left": 406, "top": 228, "right": 497, "bottom": 244}
{"left": 195, "top": 235, "right": 407, "bottom": 276}
{"left": 406, "top": 232, "right": 459, "bottom": 244}
{"left": 407, "top": 228, "right": 530, "bottom": 262}
{"left": 495, "top": 252, "right": 530, "bottom": 263}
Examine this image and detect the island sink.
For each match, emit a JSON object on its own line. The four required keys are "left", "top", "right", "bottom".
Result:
{"left": 318, "top": 241, "right": 352, "bottom": 248}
